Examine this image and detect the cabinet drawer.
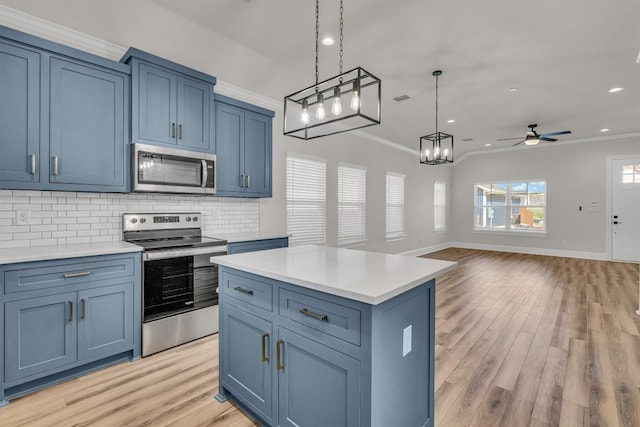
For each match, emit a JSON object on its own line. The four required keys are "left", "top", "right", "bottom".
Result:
{"left": 221, "top": 271, "right": 273, "bottom": 312}
{"left": 4, "top": 256, "right": 135, "bottom": 294}
{"left": 279, "top": 289, "right": 361, "bottom": 346}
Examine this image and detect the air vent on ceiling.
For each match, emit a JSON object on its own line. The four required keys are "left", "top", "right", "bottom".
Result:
{"left": 461, "top": 138, "right": 474, "bottom": 142}
{"left": 393, "top": 95, "right": 410, "bottom": 102}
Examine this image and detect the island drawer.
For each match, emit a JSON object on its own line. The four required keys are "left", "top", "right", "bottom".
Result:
{"left": 3, "top": 256, "right": 136, "bottom": 294}
{"left": 279, "top": 288, "right": 361, "bottom": 346}
{"left": 220, "top": 270, "right": 273, "bottom": 312}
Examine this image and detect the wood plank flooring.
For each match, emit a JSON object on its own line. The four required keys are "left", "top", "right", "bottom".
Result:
{"left": 0, "top": 248, "right": 638, "bottom": 426}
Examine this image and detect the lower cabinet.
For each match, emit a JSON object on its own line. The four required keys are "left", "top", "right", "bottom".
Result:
{"left": 1, "top": 253, "right": 141, "bottom": 405}
{"left": 217, "top": 267, "right": 436, "bottom": 427}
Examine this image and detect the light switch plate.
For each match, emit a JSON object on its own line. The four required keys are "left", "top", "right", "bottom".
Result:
{"left": 16, "top": 209, "right": 31, "bottom": 225}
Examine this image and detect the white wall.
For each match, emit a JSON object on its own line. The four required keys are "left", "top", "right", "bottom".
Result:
{"left": 450, "top": 136, "right": 640, "bottom": 258}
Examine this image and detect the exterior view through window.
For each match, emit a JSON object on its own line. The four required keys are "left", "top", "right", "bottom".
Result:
{"left": 474, "top": 181, "right": 546, "bottom": 232}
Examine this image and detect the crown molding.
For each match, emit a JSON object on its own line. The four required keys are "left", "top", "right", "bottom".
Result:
{"left": 455, "top": 132, "right": 640, "bottom": 164}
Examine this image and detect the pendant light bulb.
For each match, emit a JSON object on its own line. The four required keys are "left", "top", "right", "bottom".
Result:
{"left": 301, "top": 99, "right": 310, "bottom": 125}
{"left": 315, "top": 93, "right": 326, "bottom": 120}
{"left": 443, "top": 148, "right": 449, "bottom": 159}
{"left": 435, "top": 146, "right": 440, "bottom": 158}
{"left": 350, "top": 80, "right": 360, "bottom": 111}
{"left": 331, "top": 87, "right": 342, "bottom": 115}
{"left": 425, "top": 149, "right": 430, "bottom": 160}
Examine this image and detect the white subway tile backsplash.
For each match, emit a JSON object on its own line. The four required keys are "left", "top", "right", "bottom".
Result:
{"left": 1, "top": 190, "right": 260, "bottom": 247}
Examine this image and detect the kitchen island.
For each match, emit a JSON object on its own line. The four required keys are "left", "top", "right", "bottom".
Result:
{"left": 212, "top": 245, "right": 456, "bottom": 427}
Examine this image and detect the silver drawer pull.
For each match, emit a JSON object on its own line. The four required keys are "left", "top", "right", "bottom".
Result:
{"left": 234, "top": 286, "right": 254, "bottom": 295}
{"left": 30, "top": 154, "right": 37, "bottom": 175}
{"left": 299, "top": 308, "right": 328, "bottom": 322}
{"left": 63, "top": 271, "right": 91, "bottom": 279}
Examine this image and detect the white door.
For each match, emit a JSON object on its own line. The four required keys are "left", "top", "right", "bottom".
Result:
{"left": 611, "top": 156, "right": 640, "bottom": 262}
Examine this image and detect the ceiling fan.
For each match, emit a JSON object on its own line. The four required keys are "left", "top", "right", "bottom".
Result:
{"left": 497, "top": 124, "right": 571, "bottom": 146}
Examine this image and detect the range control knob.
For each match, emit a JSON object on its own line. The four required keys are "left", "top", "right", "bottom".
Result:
{"left": 130, "top": 218, "right": 138, "bottom": 224}
{"left": 186, "top": 217, "right": 192, "bottom": 222}
{"left": 140, "top": 218, "right": 147, "bottom": 223}
{"left": 193, "top": 216, "right": 198, "bottom": 222}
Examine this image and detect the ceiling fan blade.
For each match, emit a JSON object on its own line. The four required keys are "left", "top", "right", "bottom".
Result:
{"left": 540, "top": 137, "right": 558, "bottom": 142}
{"left": 512, "top": 140, "right": 526, "bottom": 146}
{"left": 539, "top": 130, "right": 571, "bottom": 138}
{"left": 496, "top": 137, "right": 522, "bottom": 141}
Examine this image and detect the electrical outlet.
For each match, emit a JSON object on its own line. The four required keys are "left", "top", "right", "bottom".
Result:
{"left": 16, "top": 209, "right": 31, "bottom": 225}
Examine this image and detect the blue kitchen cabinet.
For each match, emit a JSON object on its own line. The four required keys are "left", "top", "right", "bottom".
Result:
{"left": 0, "top": 41, "right": 41, "bottom": 184}
{"left": 226, "top": 238, "right": 288, "bottom": 255}
{"left": 0, "top": 252, "right": 141, "bottom": 405}
{"left": 215, "top": 94, "right": 274, "bottom": 197}
{"left": 49, "top": 57, "right": 126, "bottom": 188}
{"left": 122, "top": 48, "right": 215, "bottom": 153}
{"left": 0, "top": 26, "right": 130, "bottom": 192}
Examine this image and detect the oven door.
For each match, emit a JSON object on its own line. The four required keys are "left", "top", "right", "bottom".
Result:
{"left": 143, "top": 256, "right": 194, "bottom": 322}
{"left": 193, "top": 253, "right": 219, "bottom": 309}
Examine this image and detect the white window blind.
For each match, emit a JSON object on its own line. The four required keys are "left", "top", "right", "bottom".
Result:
{"left": 434, "top": 181, "right": 446, "bottom": 232}
{"left": 386, "top": 172, "right": 406, "bottom": 241}
{"left": 338, "top": 163, "right": 367, "bottom": 246}
{"left": 286, "top": 153, "right": 326, "bottom": 245}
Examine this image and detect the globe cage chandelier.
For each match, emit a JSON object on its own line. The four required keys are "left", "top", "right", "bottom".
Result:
{"left": 283, "top": 0, "right": 381, "bottom": 140}
{"left": 420, "top": 70, "right": 453, "bottom": 165}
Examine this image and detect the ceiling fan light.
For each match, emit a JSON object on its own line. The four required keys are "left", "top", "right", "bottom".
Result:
{"left": 524, "top": 135, "right": 539, "bottom": 146}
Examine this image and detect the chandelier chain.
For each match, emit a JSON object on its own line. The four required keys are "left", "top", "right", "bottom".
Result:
{"left": 339, "top": 0, "right": 344, "bottom": 74}
{"left": 315, "top": 0, "right": 320, "bottom": 85}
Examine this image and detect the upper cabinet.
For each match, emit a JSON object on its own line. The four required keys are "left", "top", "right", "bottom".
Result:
{"left": 0, "top": 26, "right": 130, "bottom": 193}
{"left": 121, "top": 48, "right": 216, "bottom": 153}
{"left": 215, "top": 94, "right": 274, "bottom": 198}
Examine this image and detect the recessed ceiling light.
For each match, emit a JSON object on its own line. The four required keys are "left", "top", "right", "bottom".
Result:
{"left": 485, "top": 143, "right": 492, "bottom": 147}
{"left": 608, "top": 87, "right": 624, "bottom": 93}
{"left": 447, "top": 119, "right": 455, "bottom": 123}
{"left": 600, "top": 128, "right": 610, "bottom": 132}
{"left": 509, "top": 87, "right": 517, "bottom": 92}
{"left": 321, "top": 36, "right": 334, "bottom": 46}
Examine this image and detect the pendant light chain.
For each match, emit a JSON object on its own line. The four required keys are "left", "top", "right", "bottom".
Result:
{"left": 315, "top": 0, "right": 320, "bottom": 86}
{"left": 339, "top": 0, "right": 344, "bottom": 75}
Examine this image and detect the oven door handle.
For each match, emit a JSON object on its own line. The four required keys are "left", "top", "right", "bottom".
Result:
{"left": 144, "top": 245, "right": 227, "bottom": 261}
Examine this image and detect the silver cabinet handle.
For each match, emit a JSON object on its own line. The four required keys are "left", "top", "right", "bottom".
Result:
{"left": 68, "top": 301, "right": 73, "bottom": 322}
{"left": 53, "top": 156, "right": 59, "bottom": 176}
{"left": 240, "top": 174, "right": 245, "bottom": 188}
{"left": 246, "top": 175, "right": 250, "bottom": 188}
{"left": 299, "top": 308, "right": 328, "bottom": 322}
{"left": 234, "top": 286, "right": 254, "bottom": 295}
{"left": 63, "top": 271, "right": 91, "bottom": 278}
{"left": 30, "top": 154, "right": 36, "bottom": 175}
{"left": 201, "top": 159, "right": 208, "bottom": 188}
{"left": 179, "top": 124, "right": 184, "bottom": 140}
{"left": 171, "top": 123, "right": 176, "bottom": 138}
{"left": 81, "top": 298, "right": 86, "bottom": 319}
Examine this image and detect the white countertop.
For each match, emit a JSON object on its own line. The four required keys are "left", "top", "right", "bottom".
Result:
{"left": 212, "top": 245, "right": 457, "bottom": 305}
{"left": 0, "top": 241, "right": 142, "bottom": 265}
{"left": 212, "top": 231, "right": 289, "bottom": 243}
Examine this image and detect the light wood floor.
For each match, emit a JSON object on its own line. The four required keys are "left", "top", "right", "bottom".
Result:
{"left": 1, "top": 248, "right": 638, "bottom": 426}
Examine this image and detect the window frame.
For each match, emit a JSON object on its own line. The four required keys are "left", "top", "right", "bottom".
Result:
{"left": 473, "top": 179, "right": 547, "bottom": 235}
{"left": 337, "top": 162, "right": 367, "bottom": 248}
{"left": 385, "top": 171, "right": 407, "bottom": 242}
{"left": 286, "top": 152, "right": 327, "bottom": 246}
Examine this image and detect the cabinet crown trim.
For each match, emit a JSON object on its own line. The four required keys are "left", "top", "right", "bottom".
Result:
{"left": 120, "top": 47, "right": 217, "bottom": 85}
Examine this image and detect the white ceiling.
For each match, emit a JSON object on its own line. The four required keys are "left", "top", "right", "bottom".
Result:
{"left": 2, "top": 0, "right": 639, "bottom": 157}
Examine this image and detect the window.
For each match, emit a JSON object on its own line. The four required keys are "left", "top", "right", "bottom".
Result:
{"left": 386, "top": 172, "right": 406, "bottom": 241}
{"left": 286, "top": 153, "right": 326, "bottom": 245}
{"left": 434, "top": 181, "right": 446, "bottom": 233}
{"left": 474, "top": 180, "right": 546, "bottom": 233}
{"left": 338, "top": 163, "right": 367, "bottom": 246}
{"left": 622, "top": 164, "right": 640, "bottom": 183}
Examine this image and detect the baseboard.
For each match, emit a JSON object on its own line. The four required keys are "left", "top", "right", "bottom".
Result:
{"left": 448, "top": 241, "right": 608, "bottom": 261}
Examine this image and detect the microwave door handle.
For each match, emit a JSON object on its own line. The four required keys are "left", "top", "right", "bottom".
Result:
{"left": 201, "top": 160, "right": 208, "bottom": 188}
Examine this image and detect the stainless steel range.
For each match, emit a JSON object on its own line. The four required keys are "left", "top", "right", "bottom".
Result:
{"left": 123, "top": 212, "right": 227, "bottom": 356}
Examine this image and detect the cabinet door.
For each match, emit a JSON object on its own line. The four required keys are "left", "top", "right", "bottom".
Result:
{"left": 277, "top": 327, "right": 360, "bottom": 427}
{"left": 0, "top": 41, "right": 41, "bottom": 184}
{"left": 77, "top": 282, "right": 134, "bottom": 361}
{"left": 215, "top": 103, "right": 244, "bottom": 195}
{"left": 243, "top": 112, "right": 272, "bottom": 197}
{"left": 177, "top": 76, "right": 211, "bottom": 151}
{"left": 220, "top": 303, "right": 273, "bottom": 424}
{"left": 49, "top": 57, "right": 125, "bottom": 188}
{"left": 137, "top": 62, "right": 178, "bottom": 145}
{"left": 5, "top": 293, "right": 77, "bottom": 383}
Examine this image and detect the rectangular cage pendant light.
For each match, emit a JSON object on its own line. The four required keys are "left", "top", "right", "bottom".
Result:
{"left": 420, "top": 132, "right": 454, "bottom": 165}
{"left": 284, "top": 67, "right": 381, "bottom": 140}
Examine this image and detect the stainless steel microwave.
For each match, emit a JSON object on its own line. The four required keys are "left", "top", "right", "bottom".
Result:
{"left": 132, "top": 143, "right": 216, "bottom": 195}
